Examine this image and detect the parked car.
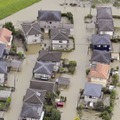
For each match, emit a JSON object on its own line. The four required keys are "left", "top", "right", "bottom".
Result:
{"left": 56, "top": 102, "right": 64, "bottom": 107}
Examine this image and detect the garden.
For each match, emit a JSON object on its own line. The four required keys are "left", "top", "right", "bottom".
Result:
{"left": 59, "top": 59, "right": 77, "bottom": 74}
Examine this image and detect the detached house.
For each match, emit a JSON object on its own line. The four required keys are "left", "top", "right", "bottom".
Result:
{"left": 51, "top": 29, "right": 70, "bottom": 50}
{"left": 38, "top": 50, "right": 62, "bottom": 62}
{"left": 96, "top": 7, "right": 114, "bottom": 36}
{"left": 33, "top": 61, "right": 55, "bottom": 80}
{"left": 0, "top": 28, "right": 13, "bottom": 50}
{"left": 20, "top": 88, "right": 46, "bottom": 120}
{"left": 37, "top": 10, "right": 61, "bottom": 33}
{"left": 21, "top": 22, "right": 43, "bottom": 44}
{"left": 90, "top": 50, "right": 111, "bottom": 64}
{"left": 83, "top": 82, "right": 103, "bottom": 104}
{"left": 88, "top": 63, "right": 110, "bottom": 87}
{"left": 91, "top": 34, "right": 112, "bottom": 51}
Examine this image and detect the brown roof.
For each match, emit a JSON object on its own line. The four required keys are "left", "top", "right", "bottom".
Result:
{"left": 0, "top": 28, "right": 12, "bottom": 44}
{"left": 89, "top": 63, "right": 110, "bottom": 79}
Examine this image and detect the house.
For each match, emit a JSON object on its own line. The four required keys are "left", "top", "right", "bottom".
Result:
{"left": 20, "top": 88, "right": 46, "bottom": 120}
{"left": 30, "top": 80, "right": 57, "bottom": 93}
{"left": 0, "top": 28, "right": 13, "bottom": 50}
{"left": 96, "top": 19, "right": 114, "bottom": 36}
{"left": 37, "top": 10, "right": 61, "bottom": 33}
{"left": 83, "top": 82, "right": 103, "bottom": 104}
{"left": 37, "top": 50, "right": 62, "bottom": 62}
{"left": 33, "top": 61, "right": 55, "bottom": 80}
{"left": 0, "top": 61, "right": 7, "bottom": 85}
{"left": 23, "top": 88, "right": 46, "bottom": 104}
{"left": 96, "top": 7, "right": 112, "bottom": 19}
{"left": 20, "top": 102, "right": 44, "bottom": 120}
{"left": 91, "top": 34, "right": 112, "bottom": 51}
{"left": 56, "top": 77, "right": 70, "bottom": 88}
{"left": 90, "top": 50, "right": 111, "bottom": 64}
{"left": 21, "top": 22, "right": 43, "bottom": 44}
{"left": 96, "top": 7, "right": 114, "bottom": 36}
{"left": 88, "top": 63, "right": 110, "bottom": 87}
{"left": 50, "top": 29, "right": 70, "bottom": 50}
{"left": 0, "top": 44, "right": 8, "bottom": 60}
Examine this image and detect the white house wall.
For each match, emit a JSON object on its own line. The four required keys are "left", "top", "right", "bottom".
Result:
{"left": 39, "top": 21, "right": 60, "bottom": 29}
{"left": 84, "top": 96, "right": 98, "bottom": 103}
{"left": 100, "top": 31, "right": 113, "bottom": 36}
{"left": 90, "top": 78, "right": 107, "bottom": 87}
{"left": 26, "top": 34, "right": 42, "bottom": 44}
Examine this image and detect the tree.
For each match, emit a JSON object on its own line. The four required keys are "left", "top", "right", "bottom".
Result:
{"left": 51, "top": 109, "right": 61, "bottom": 120}
{"left": 2, "top": 22, "right": 16, "bottom": 35}
{"left": 112, "top": 74, "right": 119, "bottom": 86}
{"left": 94, "top": 101, "right": 105, "bottom": 111}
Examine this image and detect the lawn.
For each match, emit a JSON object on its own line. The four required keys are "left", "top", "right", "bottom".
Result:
{"left": 0, "top": 0, "right": 41, "bottom": 20}
{"left": 0, "top": 101, "right": 6, "bottom": 110}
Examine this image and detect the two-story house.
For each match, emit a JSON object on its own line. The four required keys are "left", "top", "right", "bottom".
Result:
{"left": 33, "top": 61, "right": 55, "bottom": 80}
{"left": 83, "top": 82, "right": 103, "bottom": 104}
{"left": 88, "top": 63, "right": 110, "bottom": 87}
{"left": 90, "top": 50, "right": 111, "bottom": 64}
{"left": 91, "top": 34, "right": 112, "bottom": 51}
{"left": 37, "top": 10, "right": 61, "bottom": 33}
{"left": 50, "top": 29, "right": 70, "bottom": 50}
{"left": 20, "top": 88, "right": 46, "bottom": 120}
{"left": 21, "top": 22, "right": 43, "bottom": 44}
{"left": 96, "top": 7, "right": 114, "bottom": 36}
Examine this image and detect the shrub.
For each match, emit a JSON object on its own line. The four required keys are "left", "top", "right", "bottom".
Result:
{"left": 56, "top": 90, "right": 60, "bottom": 96}
{"left": 85, "top": 14, "right": 93, "bottom": 19}
{"left": 68, "top": 66, "right": 75, "bottom": 74}
{"left": 91, "top": 4, "right": 96, "bottom": 8}
{"left": 112, "top": 74, "right": 119, "bottom": 86}
{"left": 86, "top": 69, "right": 90, "bottom": 76}
{"left": 99, "top": 111, "right": 111, "bottom": 120}
{"left": 18, "top": 52, "right": 23, "bottom": 59}
{"left": 94, "top": 101, "right": 105, "bottom": 111}
{"left": 69, "top": 61, "right": 77, "bottom": 67}
{"left": 102, "top": 87, "right": 111, "bottom": 94}
{"left": 116, "top": 66, "right": 119, "bottom": 70}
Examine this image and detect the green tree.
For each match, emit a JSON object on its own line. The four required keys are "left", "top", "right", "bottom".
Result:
{"left": 94, "top": 101, "right": 105, "bottom": 111}
{"left": 112, "top": 74, "right": 119, "bottom": 86}
{"left": 51, "top": 109, "right": 61, "bottom": 120}
{"left": 2, "top": 22, "right": 16, "bottom": 35}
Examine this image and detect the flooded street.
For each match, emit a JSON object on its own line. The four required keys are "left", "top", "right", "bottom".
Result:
{"left": 0, "top": 0, "right": 120, "bottom": 120}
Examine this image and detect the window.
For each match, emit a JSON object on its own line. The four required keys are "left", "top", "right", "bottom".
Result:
{"left": 35, "top": 34, "right": 39, "bottom": 37}
{"left": 104, "top": 45, "right": 107, "bottom": 47}
{"left": 97, "top": 45, "right": 101, "bottom": 47}
{"left": 33, "top": 39, "right": 37, "bottom": 42}
{"left": 59, "top": 40, "right": 62, "bottom": 43}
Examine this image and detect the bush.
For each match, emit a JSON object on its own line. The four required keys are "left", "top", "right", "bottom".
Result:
{"left": 94, "top": 101, "right": 105, "bottom": 111}
{"left": 99, "top": 111, "right": 111, "bottom": 120}
{"left": 69, "top": 61, "right": 77, "bottom": 67}
{"left": 86, "top": 69, "right": 90, "bottom": 76}
{"left": 61, "top": 12, "right": 74, "bottom": 24}
{"left": 102, "top": 87, "right": 111, "bottom": 94}
{"left": 68, "top": 66, "right": 75, "bottom": 74}
{"left": 85, "top": 14, "right": 93, "bottom": 19}
{"left": 112, "top": 74, "right": 119, "bottom": 86}
{"left": 91, "top": 4, "right": 96, "bottom": 8}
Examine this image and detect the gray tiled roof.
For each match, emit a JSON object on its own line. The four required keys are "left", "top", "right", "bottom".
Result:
{"left": 90, "top": 50, "right": 111, "bottom": 64}
{"left": 0, "top": 44, "right": 5, "bottom": 58}
{"left": 83, "top": 82, "right": 102, "bottom": 97}
{"left": 57, "top": 77, "right": 70, "bottom": 86}
{"left": 21, "top": 22, "right": 42, "bottom": 35}
{"left": 38, "top": 10, "right": 61, "bottom": 21}
{"left": 97, "top": 7, "right": 112, "bottom": 19}
{"left": 38, "top": 50, "right": 62, "bottom": 62}
{"left": 33, "top": 61, "right": 55, "bottom": 75}
{"left": 20, "top": 102, "right": 43, "bottom": 119}
{"left": 51, "top": 29, "right": 69, "bottom": 40}
{"left": 97, "top": 19, "right": 114, "bottom": 32}
{"left": 30, "top": 80, "right": 57, "bottom": 93}
{"left": 91, "top": 34, "right": 111, "bottom": 45}
{"left": 23, "top": 88, "right": 46, "bottom": 105}
{"left": 0, "top": 61, "right": 7, "bottom": 74}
